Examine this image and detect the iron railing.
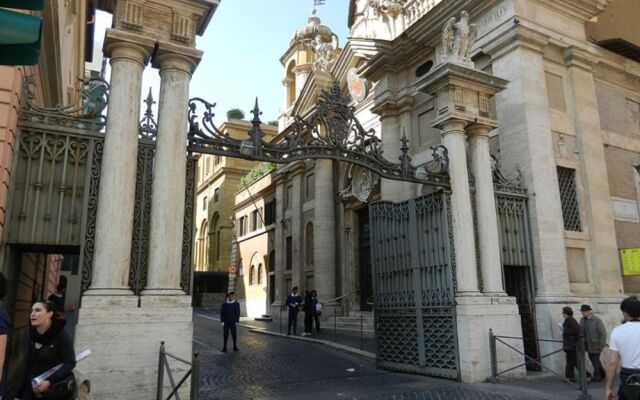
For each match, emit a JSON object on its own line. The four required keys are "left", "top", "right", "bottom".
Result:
{"left": 488, "top": 329, "right": 591, "bottom": 400}
{"left": 157, "top": 341, "right": 200, "bottom": 400}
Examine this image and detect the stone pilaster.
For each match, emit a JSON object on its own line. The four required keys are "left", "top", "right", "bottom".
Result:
{"left": 143, "top": 46, "right": 200, "bottom": 295}
{"left": 313, "top": 159, "right": 336, "bottom": 301}
{"left": 438, "top": 119, "right": 480, "bottom": 294}
{"left": 87, "top": 29, "right": 153, "bottom": 295}
{"left": 271, "top": 178, "right": 286, "bottom": 313}
{"left": 563, "top": 46, "right": 624, "bottom": 296}
{"left": 468, "top": 124, "right": 505, "bottom": 295}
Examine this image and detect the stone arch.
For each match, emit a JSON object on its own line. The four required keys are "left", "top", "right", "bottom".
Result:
{"left": 211, "top": 212, "right": 220, "bottom": 263}
{"left": 286, "top": 61, "right": 296, "bottom": 108}
{"left": 197, "top": 219, "right": 208, "bottom": 271}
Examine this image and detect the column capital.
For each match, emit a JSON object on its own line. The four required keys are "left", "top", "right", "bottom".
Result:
{"left": 434, "top": 118, "right": 467, "bottom": 136}
{"left": 104, "top": 28, "right": 154, "bottom": 65}
{"left": 152, "top": 41, "right": 203, "bottom": 75}
{"left": 481, "top": 25, "right": 550, "bottom": 61}
{"left": 466, "top": 123, "right": 496, "bottom": 138}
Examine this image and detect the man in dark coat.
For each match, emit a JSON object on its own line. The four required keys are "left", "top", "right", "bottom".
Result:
{"left": 579, "top": 304, "right": 607, "bottom": 382}
{"left": 562, "top": 306, "right": 581, "bottom": 382}
{"left": 286, "top": 287, "right": 302, "bottom": 336}
{"left": 220, "top": 292, "right": 240, "bottom": 352}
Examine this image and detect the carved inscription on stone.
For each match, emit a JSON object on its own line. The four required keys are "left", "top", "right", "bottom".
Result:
{"left": 612, "top": 197, "right": 640, "bottom": 222}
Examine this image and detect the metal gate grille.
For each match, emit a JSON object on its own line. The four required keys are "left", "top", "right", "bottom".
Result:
{"left": 370, "top": 191, "right": 458, "bottom": 378}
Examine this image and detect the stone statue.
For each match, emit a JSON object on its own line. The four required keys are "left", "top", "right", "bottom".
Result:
{"left": 441, "top": 11, "right": 478, "bottom": 66}
{"left": 367, "top": 0, "right": 405, "bottom": 18}
{"left": 312, "top": 34, "right": 338, "bottom": 72}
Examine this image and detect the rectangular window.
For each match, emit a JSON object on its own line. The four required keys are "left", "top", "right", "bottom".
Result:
{"left": 305, "top": 174, "right": 315, "bottom": 199}
{"left": 238, "top": 216, "right": 246, "bottom": 236}
{"left": 214, "top": 155, "right": 221, "bottom": 165}
{"left": 286, "top": 236, "right": 292, "bottom": 270}
{"left": 205, "top": 157, "right": 211, "bottom": 175}
{"left": 203, "top": 196, "right": 207, "bottom": 210}
{"left": 265, "top": 200, "right": 276, "bottom": 225}
{"left": 251, "top": 210, "right": 259, "bottom": 231}
{"left": 557, "top": 166, "right": 582, "bottom": 231}
{"left": 286, "top": 185, "right": 293, "bottom": 209}
{"left": 214, "top": 188, "right": 219, "bottom": 202}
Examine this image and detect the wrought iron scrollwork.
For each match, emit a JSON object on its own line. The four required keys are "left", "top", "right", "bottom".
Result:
{"left": 188, "top": 82, "right": 450, "bottom": 186}
{"left": 491, "top": 155, "right": 526, "bottom": 195}
{"left": 20, "top": 75, "right": 109, "bottom": 131}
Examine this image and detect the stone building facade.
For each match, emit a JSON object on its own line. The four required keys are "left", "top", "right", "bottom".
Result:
{"left": 238, "top": 0, "right": 640, "bottom": 382}
{"left": 193, "top": 120, "right": 276, "bottom": 273}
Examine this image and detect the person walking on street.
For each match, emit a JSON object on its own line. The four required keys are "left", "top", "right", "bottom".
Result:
{"left": 220, "top": 292, "right": 240, "bottom": 352}
{"left": 562, "top": 306, "right": 581, "bottom": 382}
{"left": 311, "top": 290, "right": 321, "bottom": 334}
{"left": 606, "top": 296, "right": 640, "bottom": 400}
{"left": 579, "top": 304, "right": 607, "bottom": 382}
{"left": 302, "top": 291, "right": 314, "bottom": 336}
{"left": 286, "top": 287, "right": 302, "bottom": 336}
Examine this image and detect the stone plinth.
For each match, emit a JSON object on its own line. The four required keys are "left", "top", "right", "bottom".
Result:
{"left": 455, "top": 295, "right": 525, "bottom": 383}
{"left": 74, "top": 295, "right": 193, "bottom": 399}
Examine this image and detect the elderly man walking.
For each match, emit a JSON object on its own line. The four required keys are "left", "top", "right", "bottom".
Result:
{"left": 579, "top": 304, "right": 607, "bottom": 382}
{"left": 606, "top": 296, "right": 640, "bottom": 400}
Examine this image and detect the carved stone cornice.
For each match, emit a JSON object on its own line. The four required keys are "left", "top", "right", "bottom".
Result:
{"left": 104, "top": 0, "right": 219, "bottom": 48}
{"left": 417, "top": 62, "right": 507, "bottom": 127}
{"left": 563, "top": 46, "right": 599, "bottom": 72}
{"left": 534, "top": 0, "right": 611, "bottom": 23}
{"left": 480, "top": 24, "right": 550, "bottom": 60}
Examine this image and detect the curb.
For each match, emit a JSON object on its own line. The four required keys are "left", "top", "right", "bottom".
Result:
{"left": 249, "top": 327, "right": 376, "bottom": 360}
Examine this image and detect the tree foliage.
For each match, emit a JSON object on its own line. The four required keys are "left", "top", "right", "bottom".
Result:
{"left": 227, "top": 108, "right": 245, "bottom": 120}
{"left": 239, "top": 162, "right": 277, "bottom": 189}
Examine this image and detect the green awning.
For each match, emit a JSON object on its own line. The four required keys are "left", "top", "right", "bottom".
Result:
{"left": 0, "top": 0, "right": 44, "bottom": 10}
{"left": 0, "top": 8, "right": 42, "bottom": 65}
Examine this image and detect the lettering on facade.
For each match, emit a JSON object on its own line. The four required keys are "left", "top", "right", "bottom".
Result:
{"left": 477, "top": 3, "right": 511, "bottom": 36}
{"left": 612, "top": 196, "right": 640, "bottom": 222}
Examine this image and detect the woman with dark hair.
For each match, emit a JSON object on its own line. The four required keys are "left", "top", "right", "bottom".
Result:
{"left": 0, "top": 273, "right": 9, "bottom": 398}
{"left": 16, "top": 301, "right": 76, "bottom": 400}
{"left": 561, "top": 306, "right": 581, "bottom": 382}
{"left": 301, "top": 291, "right": 314, "bottom": 337}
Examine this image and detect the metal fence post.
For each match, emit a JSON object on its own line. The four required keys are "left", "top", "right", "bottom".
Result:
{"left": 190, "top": 352, "right": 200, "bottom": 400}
{"left": 576, "top": 335, "right": 591, "bottom": 400}
{"left": 157, "top": 341, "right": 165, "bottom": 400}
{"left": 360, "top": 315, "right": 364, "bottom": 350}
{"left": 489, "top": 329, "right": 498, "bottom": 383}
{"left": 334, "top": 312, "right": 337, "bottom": 343}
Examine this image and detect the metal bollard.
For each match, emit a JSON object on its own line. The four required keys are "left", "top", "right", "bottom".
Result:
{"left": 489, "top": 329, "right": 497, "bottom": 384}
{"left": 360, "top": 315, "right": 364, "bottom": 350}
{"left": 576, "top": 335, "right": 591, "bottom": 400}
{"left": 157, "top": 341, "right": 165, "bottom": 400}
{"left": 190, "top": 352, "right": 200, "bottom": 400}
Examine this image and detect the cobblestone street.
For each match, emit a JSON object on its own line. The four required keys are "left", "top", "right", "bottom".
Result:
{"left": 193, "top": 309, "right": 605, "bottom": 400}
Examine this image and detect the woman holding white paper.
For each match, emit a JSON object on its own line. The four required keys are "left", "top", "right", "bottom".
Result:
{"left": 15, "top": 301, "right": 76, "bottom": 400}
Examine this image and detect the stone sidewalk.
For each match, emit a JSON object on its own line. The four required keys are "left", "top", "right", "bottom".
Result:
{"left": 193, "top": 308, "right": 607, "bottom": 400}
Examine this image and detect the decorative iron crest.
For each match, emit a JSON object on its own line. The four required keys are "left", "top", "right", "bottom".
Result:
{"left": 188, "top": 82, "right": 449, "bottom": 186}
{"left": 20, "top": 75, "right": 109, "bottom": 131}
{"left": 491, "top": 155, "right": 526, "bottom": 195}
{"left": 138, "top": 88, "right": 158, "bottom": 141}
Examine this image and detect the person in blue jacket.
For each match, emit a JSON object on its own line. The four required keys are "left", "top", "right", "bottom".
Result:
{"left": 220, "top": 292, "right": 240, "bottom": 352}
{"left": 286, "top": 287, "right": 302, "bottom": 336}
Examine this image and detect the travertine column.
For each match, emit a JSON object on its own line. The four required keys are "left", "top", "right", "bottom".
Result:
{"left": 439, "top": 119, "right": 479, "bottom": 294}
{"left": 271, "top": 179, "right": 285, "bottom": 311}
{"left": 313, "top": 159, "right": 336, "bottom": 301}
{"left": 144, "top": 51, "right": 198, "bottom": 294}
{"left": 88, "top": 36, "right": 151, "bottom": 295}
{"left": 468, "top": 124, "right": 505, "bottom": 294}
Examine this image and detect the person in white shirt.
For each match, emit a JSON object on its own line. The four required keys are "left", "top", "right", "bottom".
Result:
{"left": 606, "top": 296, "right": 640, "bottom": 400}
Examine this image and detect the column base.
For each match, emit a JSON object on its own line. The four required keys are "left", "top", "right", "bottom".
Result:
{"left": 455, "top": 295, "right": 525, "bottom": 383}
{"left": 82, "top": 288, "right": 135, "bottom": 297}
{"left": 140, "top": 288, "right": 187, "bottom": 296}
{"left": 75, "top": 294, "right": 193, "bottom": 399}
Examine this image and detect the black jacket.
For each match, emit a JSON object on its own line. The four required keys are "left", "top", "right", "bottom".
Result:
{"left": 17, "top": 318, "right": 76, "bottom": 397}
{"left": 562, "top": 316, "right": 580, "bottom": 351}
{"left": 220, "top": 301, "right": 240, "bottom": 324}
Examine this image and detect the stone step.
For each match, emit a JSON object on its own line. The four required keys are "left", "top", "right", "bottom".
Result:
{"left": 255, "top": 314, "right": 273, "bottom": 322}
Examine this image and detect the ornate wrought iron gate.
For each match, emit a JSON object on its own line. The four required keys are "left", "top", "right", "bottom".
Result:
{"left": 370, "top": 191, "right": 458, "bottom": 379}
{"left": 495, "top": 189, "right": 539, "bottom": 370}
{"left": 8, "top": 78, "right": 194, "bottom": 296}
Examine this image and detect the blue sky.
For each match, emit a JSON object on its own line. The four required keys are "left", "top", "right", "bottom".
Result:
{"left": 95, "top": 1, "right": 349, "bottom": 125}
